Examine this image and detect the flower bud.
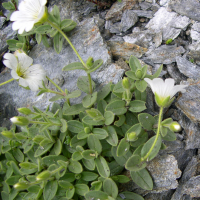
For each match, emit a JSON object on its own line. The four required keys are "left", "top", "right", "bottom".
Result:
{"left": 127, "top": 132, "right": 138, "bottom": 142}
{"left": 86, "top": 57, "right": 94, "bottom": 68}
{"left": 122, "top": 77, "right": 130, "bottom": 89}
{"left": 135, "top": 69, "right": 143, "bottom": 79}
{"left": 36, "top": 170, "right": 51, "bottom": 181}
{"left": 84, "top": 127, "right": 91, "bottom": 134}
{"left": 10, "top": 116, "right": 29, "bottom": 126}
{"left": 169, "top": 122, "right": 181, "bottom": 132}
{"left": 14, "top": 182, "right": 30, "bottom": 190}
{"left": 18, "top": 107, "right": 32, "bottom": 115}
{"left": 1, "top": 131, "right": 14, "bottom": 139}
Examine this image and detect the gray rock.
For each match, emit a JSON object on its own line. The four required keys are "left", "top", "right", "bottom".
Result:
{"left": 179, "top": 111, "right": 200, "bottom": 150}
{"left": 146, "top": 7, "right": 190, "bottom": 40}
{"left": 188, "top": 43, "right": 200, "bottom": 62}
{"left": 105, "top": 20, "right": 122, "bottom": 34}
{"left": 153, "top": 31, "right": 162, "bottom": 48}
{"left": 105, "top": 0, "right": 138, "bottom": 23}
{"left": 160, "top": 0, "right": 170, "bottom": 7}
{"left": 107, "top": 40, "right": 148, "bottom": 59}
{"left": 132, "top": 10, "right": 153, "bottom": 18}
{"left": 0, "top": 23, "right": 17, "bottom": 55}
{"left": 176, "top": 79, "right": 200, "bottom": 123}
{"left": 192, "top": 22, "right": 200, "bottom": 32}
{"left": 176, "top": 56, "right": 200, "bottom": 79}
{"left": 183, "top": 175, "right": 200, "bottom": 197}
{"left": 123, "top": 29, "right": 155, "bottom": 48}
{"left": 145, "top": 45, "right": 185, "bottom": 64}
{"left": 0, "top": 18, "right": 124, "bottom": 114}
{"left": 139, "top": 1, "right": 152, "bottom": 10}
{"left": 0, "top": 17, "right": 6, "bottom": 29}
{"left": 169, "top": 0, "right": 200, "bottom": 22}
{"left": 144, "top": 190, "right": 174, "bottom": 200}
{"left": 190, "top": 30, "right": 200, "bottom": 43}
{"left": 121, "top": 10, "right": 138, "bottom": 32}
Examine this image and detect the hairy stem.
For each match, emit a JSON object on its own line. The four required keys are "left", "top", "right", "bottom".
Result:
{"left": 0, "top": 78, "right": 14, "bottom": 86}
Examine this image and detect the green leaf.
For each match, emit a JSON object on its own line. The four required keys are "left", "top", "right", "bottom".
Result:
{"left": 6, "top": 39, "right": 18, "bottom": 51}
{"left": 86, "top": 59, "right": 103, "bottom": 73}
{"left": 97, "top": 84, "right": 111, "bottom": 102}
{"left": 103, "top": 178, "right": 118, "bottom": 199}
{"left": 52, "top": 139, "right": 62, "bottom": 155}
{"left": 129, "top": 100, "right": 146, "bottom": 113}
{"left": 91, "top": 180, "right": 102, "bottom": 191}
{"left": 82, "top": 158, "right": 95, "bottom": 170}
{"left": 104, "top": 111, "right": 115, "bottom": 125}
{"left": 95, "top": 156, "right": 110, "bottom": 178}
{"left": 129, "top": 55, "right": 141, "bottom": 71}
{"left": 64, "top": 104, "right": 86, "bottom": 115}
{"left": 161, "top": 126, "right": 168, "bottom": 137}
{"left": 52, "top": 5, "right": 61, "bottom": 24}
{"left": 83, "top": 115, "right": 105, "bottom": 126}
{"left": 82, "top": 92, "right": 98, "bottom": 108}
{"left": 125, "top": 154, "right": 146, "bottom": 171}
{"left": 42, "top": 155, "right": 68, "bottom": 167}
{"left": 105, "top": 126, "right": 118, "bottom": 146}
{"left": 70, "top": 135, "right": 87, "bottom": 147}
{"left": 118, "top": 192, "right": 144, "bottom": 200}
{"left": 66, "top": 90, "right": 82, "bottom": 99}
{"left": 60, "top": 119, "right": 68, "bottom": 133}
{"left": 86, "top": 108, "right": 105, "bottom": 121}
{"left": 130, "top": 130, "right": 148, "bottom": 147}
{"left": 111, "top": 146, "right": 132, "bottom": 167}
{"left": 2, "top": 2, "right": 15, "bottom": 10}
{"left": 109, "top": 161, "right": 124, "bottom": 176}
{"left": 106, "top": 100, "right": 127, "bottom": 115}
{"left": 141, "top": 135, "right": 162, "bottom": 161}
{"left": 114, "top": 175, "right": 130, "bottom": 183}
{"left": 77, "top": 76, "right": 95, "bottom": 94}
{"left": 114, "top": 115, "right": 125, "bottom": 127}
{"left": 138, "top": 113, "right": 155, "bottom": 131}
{"left": 130, "top": 168, "right": 153, "bottom": 190}
{"left": 113, "top": 80, "right": 124, "bottom": 93}
{"left": 72, "top": 151, "right": 82, "bottom": 161}
{"left": 93, "top": 128, "right": 108, "bottom": 140}
{"left": 43, "top": 180, "right": 58, "bottom": 200}
{"left": 85, "top": 191, "right": 109, "bottom": 200}
{"left": 62, "top": 62, "right": 85, "bottom": 71}
{"left": 10, "top": 161, "right": 21, "bottom": 175}
{"left": 34, "top": 143, "right": 54, "bottom": 157}
{"left": 62, "top": 21, "right": 77, "bottom": 32}
{"left": 135, "top": 80, "right": 147, "bottom": 92}
{"left": 75, "top": 184, "right": 89, "bottom": 196}
{"left": 135, "top": 89, "right": 147, "bottom": 101}
{"left": 67, "top": 120, "right": 84, "bottom": 133}
{"left": 12, "top": 148, "right": 24, "bottom": 163}
{"left": 87, "top": 134, "right": 102, "bottom": 154}
{"left": 59, "top": 180, "right": 73, "bottom": 189}
{"left": 61, "top": 19, "right": 74, "bottom": 29}
{"left": 81, "top": 172, "right": 98, "bottom": 181}
{"left": 117, "top": 138, "right": 130, "bottom": 157}
{"left": 49, "top": 94, "right": 64, "bottom": 102}
{"left": 68, "top": 160, "right": 83, "bottom": 173}
{"left": 125, "top": 71, "right": 139, "bottom": 80}
{"left": 162, "top": 128, "right": 176, "bottom": 141}
{"left": 42, "top": 35, "right": 50, "bottom": 48}
{"left": 6, "top": 176, "right": 21, "bottom": 185}
{"left": 19, "top": 162, "right": 37, "bottom": 169}
{"left": 54, "top": 32, "right": 64, "bottom": 54}
{"left": 146, "top": 64, "right": 163, "bottom": 79}
{"left": 35, "top": 25, "right": 52, "bottom": 34}
{"left": 126, "top": 112, "right": 139, "bottom": 126}
{"left": 97, "top": 100, "right": 107, "bottom": 115}
{"left": 82, "top": 150, "right": 97, "bottom": 160}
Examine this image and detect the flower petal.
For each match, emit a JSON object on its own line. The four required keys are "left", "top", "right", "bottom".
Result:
{"left": 16, "top": 52, "right": 33, "bottom": 70}
{"left": 169, "top": 85, "right": 188, "bottom": 98}
{"left": 3, "top": 53, "right": 18, "bottom": 70}
{"left": 11, "top": 70, "right": 20, "bottom": 79}
{"left": 19, "top": 78, "right": 29, "bottom": 87}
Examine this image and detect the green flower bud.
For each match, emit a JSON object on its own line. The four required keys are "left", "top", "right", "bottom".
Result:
{"left": 169, "top": 122, "right": 181, "bottom": 132}
{"left": 166, "top": 38, "right": 173, "bottom": 45}
{"left": 155, "top": 93, "right": 174, "bottom": 108}
{"left": 84, "top": 127, "right": 91, "bottom": 134}
{"left": 36, "top": 170, "right": 51, "bottom": 181}
{"left": 18, "top": 107, "right": 32, "bottom": 115}
{"left": 14, "top": 182, "right": 30, "bottom": 190}
{"left": 1, "top": 131, "right": 14, "bottom": 139}
{"left": 86, "top": 57, "right": 94, "bottom": 68}
{"left": 122, "top": 77, "right": 130, "bottom": 89}
{"left": 135, "top": 69, "right": 143, "bottom": 79}
{"left": 10, "top": 116, "right": 29, "bottom": 126}
{"left": 127, "top": 132, "right": 138, "bottom": 142}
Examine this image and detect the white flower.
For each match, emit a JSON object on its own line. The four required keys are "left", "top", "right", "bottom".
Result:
{"left": 144, "top": 78, "right": 187, "bottom": 107}
{"left": 10, "top": 0, "right": 47, "bottom": 34}
{"left": 3, "top": 51, "right": 46, "bottom": 91}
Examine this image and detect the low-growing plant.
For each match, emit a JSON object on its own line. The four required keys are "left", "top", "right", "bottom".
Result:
{"left": 0, "top": 0, "right": 187, "bottom": 200}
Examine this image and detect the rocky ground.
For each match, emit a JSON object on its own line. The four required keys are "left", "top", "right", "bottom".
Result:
{"left": 1, "top": 0, "right": 200, "bottom": 199}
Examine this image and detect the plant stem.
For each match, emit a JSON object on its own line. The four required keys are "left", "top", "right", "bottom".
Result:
{"left": 46, "top": 76, "right": 64, "bottom": 94}
{"left": 141, "top": 107, "right": 163, "bottom": 161}
{"left": 51, "top": 166, "right": 64, "bottom": 175}
{"left": 47, "top": 19, "right": 93, "bottom": 94}
{"left": 0, "top": 78, "right": 14, "bottom": 86}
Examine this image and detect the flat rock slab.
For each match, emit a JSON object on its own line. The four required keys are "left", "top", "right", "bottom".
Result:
{"left": 0, "top": 18, "right": 124, "bottom": 114}
{"left": 146, "top": 7, "right": 190, "bottom": 40}
{"left": 145, "top": 45, "right": 185, "bottom": 64}
{"left": 176, "top": 79, "right": 200, "bottom": 123}
{"left": 169, "top": 0, "right": 200, "bottom": 22}
{"left": 176, "top": 56, "right": 200, "bottom": 79}
{"left": 107, "top": 40, "right": 148, "bottom": 59}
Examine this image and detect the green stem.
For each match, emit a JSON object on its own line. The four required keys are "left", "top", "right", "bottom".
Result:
{"left": 46, "top": 76, "right": 64, "bottom": 93}
{"left": 47, "top": 19, "right": 87, "bottom": 69}
{"left": 0, "top": 78, "right": 14, "bottom": 86}
{"left": 141, "top": 107, "right": 163, "bottom": 161}
{"left": 47, "top": 89, "right": 64, "bottom": 96}
{"left": 47, "top": 19, "right": 93, "bottom": 94}
{"left": 30, "top": 121, "right": 61, "bottom": 126}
